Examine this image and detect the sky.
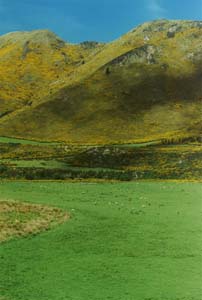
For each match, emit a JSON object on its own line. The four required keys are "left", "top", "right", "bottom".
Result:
{"left": 0, "top": 0, "right": 201, "bottom": 43}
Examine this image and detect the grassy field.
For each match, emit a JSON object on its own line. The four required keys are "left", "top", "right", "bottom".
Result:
{"left": 0, "top": 136, "right": 159, "bottom": 147}
{"left": 0, "top": 137, "right": 60, "bottom": 146}
{"left": 0, "top": 181, "right": 202, "bottom": 300}
{"left": 0, "top": 159, "right": 68, "bottom": 169}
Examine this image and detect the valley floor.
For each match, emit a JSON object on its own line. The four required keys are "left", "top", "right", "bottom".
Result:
{"left": 0, "top": 137, "right": 202, "bottom": 181}
{"left": 0, "top": 181, "right": 202, "bottom": 300}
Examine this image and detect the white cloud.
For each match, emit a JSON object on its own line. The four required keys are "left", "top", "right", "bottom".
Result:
{"left": 146, "top": 0, "right": 167, "bottom": 18}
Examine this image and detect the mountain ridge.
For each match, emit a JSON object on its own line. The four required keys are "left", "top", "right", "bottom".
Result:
{"left": 0, "top": 19, "right": 201, "bottom": 144}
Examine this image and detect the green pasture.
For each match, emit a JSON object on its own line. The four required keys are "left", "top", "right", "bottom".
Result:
{"left": 0, "top": 181, "right": 202, "bottom": 300}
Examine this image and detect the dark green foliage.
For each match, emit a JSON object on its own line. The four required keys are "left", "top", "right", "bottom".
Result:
{"left": 105, "top": 67, "right": 110, "bottom": 75}
{"left": 0, "top": 166, "right": 134, "bottom": 181}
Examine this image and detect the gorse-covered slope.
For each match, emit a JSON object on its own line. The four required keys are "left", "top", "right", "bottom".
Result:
{"left": 0, "top": 20, "right": 201, "bottom": 144}
{"left": 0, "top": 29, "right": 104, "bottom": 116}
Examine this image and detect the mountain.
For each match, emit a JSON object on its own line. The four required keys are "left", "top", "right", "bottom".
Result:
{"left": 0, "top": 20, "right": 201, "bottom": 144}
{"left": 0, "top": 29, "right": 104, "bottom": 117}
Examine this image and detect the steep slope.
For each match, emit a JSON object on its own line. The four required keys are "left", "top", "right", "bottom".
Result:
{"left": 0, "top": 29, "right": 104, "bottom": 117}
{"left": 0, "top": 20, "right": 201, "bottom": 144}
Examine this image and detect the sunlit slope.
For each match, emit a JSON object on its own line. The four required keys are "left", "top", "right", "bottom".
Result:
{"left": 0, "top": 20, "right": 201, "bottom": 143}
{"left": 0, "top": 29, "right": 104, "bottom": 117}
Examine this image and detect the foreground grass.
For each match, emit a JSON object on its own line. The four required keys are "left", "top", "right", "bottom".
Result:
{"left": 0, "top": 181, "right": 202, "bottom": 300}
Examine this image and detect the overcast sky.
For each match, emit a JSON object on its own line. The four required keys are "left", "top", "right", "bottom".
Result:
{"left": 0, "top": 0, "right": 201, "bottom": 43}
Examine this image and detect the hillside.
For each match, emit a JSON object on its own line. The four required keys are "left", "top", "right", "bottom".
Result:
{"left": 0, "top": 29, "right": 104, "bottom": 118}
{"left": 0, "top": 20, "right": 201, "bottom": 144}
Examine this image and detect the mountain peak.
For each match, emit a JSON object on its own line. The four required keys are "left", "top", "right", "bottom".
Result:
{"left": 0, "top": 29, "right": 66, "bottom": 48}
{"left": 130, "top": 19, "right": 202, "bottom": 35}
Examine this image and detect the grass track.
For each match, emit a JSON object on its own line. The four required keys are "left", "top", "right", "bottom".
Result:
{"left": 0, "top": 181, "right": 202, "bottom": 300}
{"left": 0, "top": 136, "right": 160, "bottom": 147}
{"left": 0, "top": 137, "right": 59, "bottom": 146}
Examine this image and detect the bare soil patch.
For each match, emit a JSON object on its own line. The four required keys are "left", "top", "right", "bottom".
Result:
{"left": 0, "top": 200, "right": 69, "bottom": 243}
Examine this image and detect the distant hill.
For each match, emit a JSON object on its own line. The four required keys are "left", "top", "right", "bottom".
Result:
{"left": 0, "top": 20, "right": 201, "bottom": 144}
